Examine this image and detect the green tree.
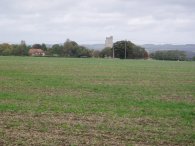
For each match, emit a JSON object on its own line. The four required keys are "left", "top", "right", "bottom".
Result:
{"left": 0, "top": 43, "right": 13, "bottom": 56}
{"left": 18, "top": 42, "right": 28, "bottom": 56}
{"left": 63, "top": 39, "right": 80, "bottom": 57}
{"left": 113, "top": 41, "right": 147, "bottom": 59}
{"left": 49, "top": 44, "right": 63, "bottom": 56}
{"left": 150, "top": 50, "right": 187, "bottom": 61}
{"left": 99, "top": 47, "right": 112, "bottom": 58}
{"left": 41, "top": 43, "right": 47, "bottom": 51}
{"left": 77, "top": 46, "right": 92, "bottom": 57}
{"left": 192, "top": 56, "right": 195, "bottom": 61}
{"left": 32, "top": 44, "right": 42, "bottom": 49}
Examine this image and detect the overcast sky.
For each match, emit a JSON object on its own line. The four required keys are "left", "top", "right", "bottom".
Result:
{"left": 0, "top": 0, "right": 195, "bottom": 45}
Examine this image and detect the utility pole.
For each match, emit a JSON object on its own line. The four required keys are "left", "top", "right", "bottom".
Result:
{"left": 113, "top": 44, "right": 115, "bottom": 59}
{"left": 125, "top": 40, "right": 127, "bottom": 59}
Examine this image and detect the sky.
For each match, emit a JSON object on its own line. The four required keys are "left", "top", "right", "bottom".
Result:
{"left": 0, "top": 0, "right": 195, "bottom": 45}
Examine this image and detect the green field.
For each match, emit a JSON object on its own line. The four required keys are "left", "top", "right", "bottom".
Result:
{"left": 0, "top": 56, "right": 195, "bottom": 145}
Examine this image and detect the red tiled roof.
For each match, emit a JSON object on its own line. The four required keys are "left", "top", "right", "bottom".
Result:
{"left": 29, "top": 48, "right": 44, "bottom": 56}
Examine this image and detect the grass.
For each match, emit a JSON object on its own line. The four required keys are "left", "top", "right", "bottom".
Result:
{"left": 0, "top": 56, "right": 195, "bottom": 145}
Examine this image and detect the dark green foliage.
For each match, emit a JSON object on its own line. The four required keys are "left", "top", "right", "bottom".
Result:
{"left": 32, "top": 44, "right": 42, "bottom": 49}
{"left": 48, "top": 44, "right": 63, "bottom": 56}
{"left": 32, "top": 43, "right": 48, "bottom": 51}
{"left": 41, "top": 43, "right": 47, "bottom": 51}
{"left": 150, "top": 50, "right": 187, "bottom": 61}
{"left": 77, "top": 46, "right": 92, "bottom": 57}
{"left": 63, "top": 40, "right": 80, "bottom": 57}
{"left": 13, "top": 44, "right": 29, "bottom": 56}
{"left": 192, "top": 56, "right": 195, "bottom": 61}
{"left": 113, "top": 41, "right": 148, "bottom": 59}
{"left": 48, "top": 40, "right": 92, "bottom": 57}
{"left": 62, "top": 40, "right": 92, "bottom": 57}
{"left": 99, "top": 47, "right": 112, "bottom": 58}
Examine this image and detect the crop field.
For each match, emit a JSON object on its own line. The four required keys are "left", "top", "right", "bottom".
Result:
{"left": 0, "top": 56, "right": 195, "bottom": 145}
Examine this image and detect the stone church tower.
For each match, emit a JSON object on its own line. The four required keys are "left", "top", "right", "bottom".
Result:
{"left": 105, "top": 36, "right": 113, "bottom": 48}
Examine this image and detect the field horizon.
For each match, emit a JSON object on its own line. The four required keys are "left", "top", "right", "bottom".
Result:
{"left": 0, "top": 56, "right": 195, "bottom": 145}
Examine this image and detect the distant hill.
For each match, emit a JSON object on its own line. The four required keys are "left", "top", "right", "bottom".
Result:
{"left": 141, "top": 44, "right": 195, "bottom": 52}
{"left": 141, "top": 44, "right": 195, "bottom": 58}
{"left": 82, "top": 44, "right": 105, "bottom": 50}
{"left": 45, "top": 43, "right": 105, "bottom": 50}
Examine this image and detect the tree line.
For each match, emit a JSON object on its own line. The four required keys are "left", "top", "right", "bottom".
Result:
{"left": 0, "top": 43, "right": 30, "bottom": 56}
{"left": 100, "top": 41, "right": 148, "bottom": 59}
{"left": 1, "top": 40, "right": 192, "bottom": 60}
{"left": 0, "top": 40, "right": 92, "bottom": 57}
{"left": 0, "top": 40, "right": 148, "bottom": 59}
{"left": 150, "top": 50, "right": 187, "bottom": 61}
{"left": 47, "top": 39, "right": 92, "bottom": 57}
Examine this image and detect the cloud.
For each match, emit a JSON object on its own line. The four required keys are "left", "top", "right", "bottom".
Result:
{"left": 0, "top": 0, "right": 195, "bottom": 44}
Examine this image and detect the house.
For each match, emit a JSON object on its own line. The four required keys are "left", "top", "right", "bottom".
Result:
{"left": 29, "top": 48, "right": 45, "bottom": 56}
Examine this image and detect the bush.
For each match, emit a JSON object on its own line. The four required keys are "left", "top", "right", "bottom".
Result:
{"left": 150, "top": 50, "right": 187, "bottom": 61}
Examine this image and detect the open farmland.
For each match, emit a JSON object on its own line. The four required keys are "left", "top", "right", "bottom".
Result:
{"left": 0, "top": 56, "right": 195, "bottom": 145}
